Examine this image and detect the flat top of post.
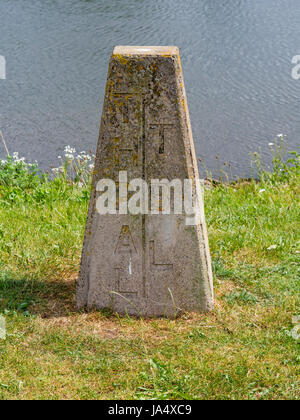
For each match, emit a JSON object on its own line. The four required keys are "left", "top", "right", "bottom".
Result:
{"left": 113, "top": 46, "right": 179, "bottom": 57}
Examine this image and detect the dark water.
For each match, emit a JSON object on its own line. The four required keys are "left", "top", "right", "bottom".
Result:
{"left": 0, "top": 0, "right": 300, "bottom": 178}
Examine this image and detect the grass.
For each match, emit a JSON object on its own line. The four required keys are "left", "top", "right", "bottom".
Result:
{"left": 0, "top": 143, "right": 299, "bottom": 400}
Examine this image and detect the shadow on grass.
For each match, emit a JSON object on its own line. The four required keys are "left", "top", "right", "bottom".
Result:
{"left": 0, "top": 273, "right": 77, "bottom": 318}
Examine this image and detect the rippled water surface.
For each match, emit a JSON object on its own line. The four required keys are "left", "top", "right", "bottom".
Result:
{"left": 1, "top": 0, "right": 300, "bottom": 177}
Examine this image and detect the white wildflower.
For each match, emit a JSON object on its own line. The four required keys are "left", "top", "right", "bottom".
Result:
{"left": 259, "top": 189, "right": 265, "bottom": 193}
{"left": 268, "top": 143, "right": 274, "bottom": 147}
{"left": 65, "top": 153, "right": 74, "bottom": 160}
{"left": 64, "top": 145, "right": 76, "bottom": 154}
{"left": 12, "top": 151, "right": 26, "bottom": 164}
{"left": 267, "top": 245, "right": 277, "bottom": 251}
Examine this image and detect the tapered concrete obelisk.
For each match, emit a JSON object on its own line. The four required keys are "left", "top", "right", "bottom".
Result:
{"left": 77, "top": 46, "right": 214, "bottom": 317}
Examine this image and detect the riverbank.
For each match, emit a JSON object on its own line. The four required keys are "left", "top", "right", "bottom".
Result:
{"left": 0, "top": 147, "right": 299, "bottom": 400}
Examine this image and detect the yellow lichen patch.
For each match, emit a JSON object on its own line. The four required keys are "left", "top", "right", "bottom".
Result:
{"left": 132, "top": 153, "right": 138, "bottom": 166}
{"left": 112, "top": 54, "right": 130, "bottom": 66}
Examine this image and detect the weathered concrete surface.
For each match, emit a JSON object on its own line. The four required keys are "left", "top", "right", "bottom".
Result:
{"left": 77, "top": 46, "right": 214, "bottom": 317}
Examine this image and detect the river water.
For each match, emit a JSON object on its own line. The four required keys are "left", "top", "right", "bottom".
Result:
{"left": 0, "top": 0, "right": 300, "bottom": 178}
